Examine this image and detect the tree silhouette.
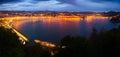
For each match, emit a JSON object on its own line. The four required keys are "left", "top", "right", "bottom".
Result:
{"left": 24, "top": 42, "right": 51, "bottom": 57}
{"left": 0, "top": 26, "right": 25, "bottom": 57}
{"left": 55, "top": 35, "right": 87, "bottom": 57}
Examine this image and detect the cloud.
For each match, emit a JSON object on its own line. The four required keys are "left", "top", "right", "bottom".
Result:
{"left": 0, "top": 0, "right": 73, "bottom": 11}
{"left": 0, "top": 0, "right": 120, "bottom": 11}
{"left": 30, "top": 0, "right": 50, "bottom": 3}
{"left": 89, "top": 0, "right": 120, "bottom": 3}
{"left": 56, "top": 0, "right": 120, "bottom": 11}
{"left": 57, "top": 0, "right": 77, "bottom": 4}
{"left": 0, "top": 0, "right": 23, "bottom": 4}
{"left": 34, "top": 0, "right": 50, "bottom": 1}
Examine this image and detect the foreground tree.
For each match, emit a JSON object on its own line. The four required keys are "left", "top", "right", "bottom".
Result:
{"left": 88, "top": 27, "right": 120, "bottom": 57}
{"left": 55, "top": 35, "right": 87, "bottom": 57}
{"left": 0, "top": 26, "right": 25, "bottom": 57}
{"left": 0, "top": 26, "right": 51, "bottom": 57}
{"left": 24, "top": 42, "right": 51, "bottom": 57}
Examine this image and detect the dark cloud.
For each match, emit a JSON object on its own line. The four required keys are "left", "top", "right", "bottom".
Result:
{"left": 90, "top": 0, "right": 120, "bottom": 3}
{"left": 30, "top": 0, "right": 50, "bottom": 3}
{"left": 34, "top": 0, "right": 50, "bottom": 1}
{"left": 0, "top": 0, "right": 120, "bottom": 11}
{"left": 57, "top": 0, "right": 77, "bottom": 4}
{"left": 0, "top": 0, "right": 22, "bottom": 4}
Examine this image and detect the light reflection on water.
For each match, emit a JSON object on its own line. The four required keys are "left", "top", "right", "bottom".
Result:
{"left": 10, "top": 16, "right": 118, "bottom": 43}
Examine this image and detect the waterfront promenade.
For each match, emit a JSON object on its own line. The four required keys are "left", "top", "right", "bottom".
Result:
{"left": 0, "top": 17, "right": 55, "bottom": 47}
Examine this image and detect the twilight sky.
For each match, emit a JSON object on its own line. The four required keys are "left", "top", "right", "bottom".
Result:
{"left": 0, "top": 0, "right": 120, "bottom": 11}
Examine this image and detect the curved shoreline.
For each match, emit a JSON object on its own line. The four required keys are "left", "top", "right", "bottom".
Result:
{"left": 0, "top": 19, "right": 28, "bottom": 44}
{"left": 0, "top": 17, "right": 56, "bottom": 47}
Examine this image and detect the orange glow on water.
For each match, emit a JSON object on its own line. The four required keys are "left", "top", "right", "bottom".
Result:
{"left": 1, "top": 15, "right": 107, "bottom": 33}
{"left": 86, "top": 15, "right": 107, "bottom": 22}
{"left": 0, "top": 14, "right": 108, "bottom": 45}
{"left": 1, "top": 14, "right": 107, "bottom": 23}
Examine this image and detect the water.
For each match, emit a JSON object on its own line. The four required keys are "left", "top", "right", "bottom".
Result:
{"left": 10, "top": 15, "right": 119, "bottom": 43}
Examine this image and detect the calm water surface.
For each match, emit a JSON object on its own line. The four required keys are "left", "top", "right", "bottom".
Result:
{"left": 11, "top": 16, "right": 119, "bottom": 43}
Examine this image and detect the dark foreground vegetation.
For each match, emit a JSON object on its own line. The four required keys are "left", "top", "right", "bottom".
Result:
{"left": 1, "top": 25, "right": 120, "bottom": 57}
{"left": 0, "top": 26, "right": 50, "bottom": 57}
